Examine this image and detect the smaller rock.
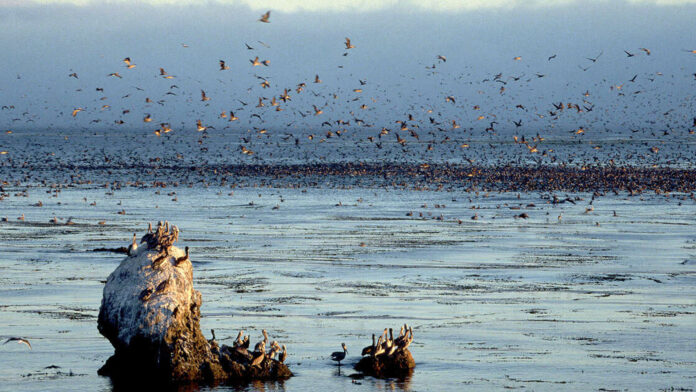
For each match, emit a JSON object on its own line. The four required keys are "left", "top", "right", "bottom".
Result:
{"left": 354, "top": 325, "right": 416, "bottom": 378}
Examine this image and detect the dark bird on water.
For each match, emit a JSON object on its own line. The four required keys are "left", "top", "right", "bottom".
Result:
{"left": 331, "top": 343, "right": 347, "bottom": 365}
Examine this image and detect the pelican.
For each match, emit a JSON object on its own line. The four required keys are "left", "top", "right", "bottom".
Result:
{"left": 361, "top": 334, "right": 376, "bottom": 356}
{"left": 175, "top": 246, "right": 189, "bottom": 265}
{"left": 331, "top": 343, "right": 347, "bottom": 365}
{"left": 251, "top": 345, "right": 265, "bottom": 367}
{"left": 219, "top": 60, "right": 229, "bottom": 71}
{"left": 279, "top": 345, "right": 287, "bottom": 363}
{"left": 344, "top": 37, "right": 355, "bottom": 49}
{"left": 123, "top": 57, "right": 136, "bottom": 69}
{"left": 234, "top": 330, "right": 245, "bottom": 347}
{"left": 127, "top": 233, "right": 138, "bottom": 257}
{"left": 258, "top": 10, "right": 270, "bottom": 23}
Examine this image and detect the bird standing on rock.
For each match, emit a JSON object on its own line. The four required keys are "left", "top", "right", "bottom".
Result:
{"left": 127, "top": 233, "right": 138, "bottom": 257}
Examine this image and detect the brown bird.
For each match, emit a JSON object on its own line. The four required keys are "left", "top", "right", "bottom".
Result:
{"left": 278, "top": 344, "right": 287, "bottom": 363}
{"left": 219, "top": 60, "right": 230, "bottom": 71}
{"left": 258, "top": 10, "right": 271, "bottom": 23}
{"left": 345, "top": 37, "right": 355, "bottom": 50}
{"left": 3, "top": 337, "right": 31, "bottom": 350}
{"left": 159, "top": 68, "right": 175, "bottom": 79}
{"left": 123, "top": 57, "right": 136, "bottom": 69}
{"left": 640, "top": 47, "right": 651, "bottom": 56}
{"left": 201, "top": 90, "right": 210, "bottom": 102}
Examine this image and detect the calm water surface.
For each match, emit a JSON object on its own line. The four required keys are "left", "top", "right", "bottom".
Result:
{"left": 0, "top": 186, "right": 695, "bottom": 391}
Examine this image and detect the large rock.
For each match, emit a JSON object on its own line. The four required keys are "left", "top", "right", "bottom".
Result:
{"left": 97, "top": 223, "right": 292, "bottom": 384}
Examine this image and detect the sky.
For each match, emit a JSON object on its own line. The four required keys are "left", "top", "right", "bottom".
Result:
{"left": 0, "top": 0, "right": 694, "bottom": 134}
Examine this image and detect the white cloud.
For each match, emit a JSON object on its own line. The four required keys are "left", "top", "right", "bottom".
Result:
{"left": 4, "top": 0, "right": 696, "bottom": 12}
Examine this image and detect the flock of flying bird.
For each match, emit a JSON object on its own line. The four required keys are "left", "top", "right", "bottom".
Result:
{"left": 1, "top": 9, "right": 695, "bottom": 171}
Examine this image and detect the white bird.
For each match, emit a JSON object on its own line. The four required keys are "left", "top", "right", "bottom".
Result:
{"left": 127, "top": 233, "right": 138, "bottom": 256}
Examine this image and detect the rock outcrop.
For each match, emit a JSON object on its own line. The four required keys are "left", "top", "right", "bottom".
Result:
{"left": 354, "top": 326, "right": 415, "bottom": 378}
{"left": 98, "top": 222, "right": 292, "bottom": 384}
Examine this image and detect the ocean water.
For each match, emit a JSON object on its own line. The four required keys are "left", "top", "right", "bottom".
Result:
{"left": 0, "top": 185, "right": 694, "bottom": 391}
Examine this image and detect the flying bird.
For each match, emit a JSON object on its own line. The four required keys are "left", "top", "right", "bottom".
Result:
{"left": 586, "top": 50, "right": 603, "bottom": 62}
{"left": 3, "top": 337, "right": 31, "bottom": 349}
{"left": 123, "top": 57, "right": 135, "bottom": 69}
{"left": 159, "top": 68, "right": 175, "bottom": 79}
{"left": 345, "top": 37, "right": 355, "bottom": 50}
{"left": 219, "top": 60, "right": 229, "bottom": 71}
{"left": 259, "top": 10, "right": 271, "bottom": 23}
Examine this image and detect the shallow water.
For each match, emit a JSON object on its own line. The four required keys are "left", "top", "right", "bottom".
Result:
{"left": 0, "top": 186, "right": 695, "bottom": 391}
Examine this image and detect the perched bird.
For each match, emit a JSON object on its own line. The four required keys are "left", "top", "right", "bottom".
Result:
{"left": 175, "top": 246, "right": 189, "bottom": 265}
{"left": 361, "top": 334, "right": 376, "bottom": 356}
{"left": 279, "top": 344, "right": 287, "bottom": 363}
{"left": 331, "top": 343, "right": 347, "bottom": 365}
{"left": 127, "top": 233, "right": 138, "bottom": 257}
